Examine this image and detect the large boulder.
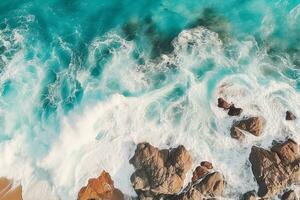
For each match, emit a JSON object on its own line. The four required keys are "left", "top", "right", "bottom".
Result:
{"left": 271, "top": 139, "right": 299, "bottom": 163}
{"left": 249, "top": 140, "right": 300, "bottom": 198}
{"left": 231, "top": 117, "right": 263, "bottom": 140}
{"left": 170, "top": 172, "right": 225, "bottom": 200}
{"left": 77, "top": 171, "right": 124, "bottom": 200}
{"left": 129, "top": 143, "right": 192, "bottom": 199}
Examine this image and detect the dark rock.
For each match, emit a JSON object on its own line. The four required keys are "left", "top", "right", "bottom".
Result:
{"left": 217, "top": 98, "right": 231, "bottom": 110}
{"left": 281, "top": 190, "right": 298, "bottom": 200}
{"left": 241, "top": 191, "right": 256, "bottom": 200}
{"left": 231, "top": 117, "right": 263, "bottom": 139}
{"left": 228, "top": 104, "right": 243, "bottom": 116}
{"left": 129, "top": 142, "right": 192, "bottom": 199}
{"left": 249, "top": 140, "right": 300, "bottom": 198}
{"left": 286, "top": 111, "right": 296, "bottom": 121}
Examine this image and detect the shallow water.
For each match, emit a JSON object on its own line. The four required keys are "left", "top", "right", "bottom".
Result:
{"left": 1, "top": 0, "right": 300, "bottom": 199}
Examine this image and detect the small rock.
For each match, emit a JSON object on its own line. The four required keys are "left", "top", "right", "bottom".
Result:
{"left": 77, "top": 171, "right": 124, "bottom": 200}
{"left": 271, "top": 139, "right": 299, "bottom": 163}
{"left": 241, "top": 191, "right": 256, "bottom": 200}
{"left": 286, "top": 111, "right": 296, "bottom": 121}
{"left": 218, "top": 98, "right": 231, "bottom": 110}
{"left": 200, "top": 161, "right": 213, "bottom": 170}
{"left": 228, "top": 104, "right": 243, "bottom": 116}
{"left": 281, "top": 190, "right": 298, "bottom": 200}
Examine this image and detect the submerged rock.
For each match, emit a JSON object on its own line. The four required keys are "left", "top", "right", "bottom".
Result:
{"left": 241, "top": 191, "right": 256, "bottom": 200}
{"left": 228, "top": 104, "right": 243, "bottom": 116}
{"left": 281, "top": 190, "right": 298, "bottom": 200}
{"left": 249, "top": 139, "right": 300, "bottom": 198}
{"left": 217, "top": 98, "right": 231, "bottom": 110}
{"left": 77, "top": 171, "right": 124, "bottom": 200}
{"left": 286, "top": 111, "right": 296, "bottom": 121}
{"left": 230, "top": 117, "right": 263, "bottom": 140}
{"left": 129, "top": 142, "right": 192, "bottom": 199}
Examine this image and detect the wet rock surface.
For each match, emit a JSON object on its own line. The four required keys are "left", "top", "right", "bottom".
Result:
{"left": 249, "top": 139, "right": 300, "bottom": 198}
{"left": 191, "top": 161, "right": 213, "bottom": 183}
{"left": 170, "top": 171, "right": 225, "bottom": 200}
{"left": 77, "top": 171, "right": 124, "bottom": 200}
{"left": 228, "top": 104, "right": 243, "bottom": 116}
{"left": 217, "top": 98, "right": 231, "bottom": 110}
{"left": 230, "top": 117, "right": 263, "bottom": 140}
{"left": 129, "top": 142, "right": 192, "bottom": 199}
{"left": 281, "top": 190, "right": 298, "bottom": 200}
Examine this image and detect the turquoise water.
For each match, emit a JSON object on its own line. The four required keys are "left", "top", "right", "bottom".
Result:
{"left": 1, "top": 0, "right": 300, "bottom": 199}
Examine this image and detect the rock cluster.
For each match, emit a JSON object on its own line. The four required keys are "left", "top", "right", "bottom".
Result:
{"left": 249, "top": 139, "right": 300, "bottom": 198}
{"left": 129, "top": 143, "right": 225, "bottom": 200}
{"left": 230, "top": 117, "right": 264, "bottom": 141}
{"left": 77, "top": 171, "right": 124, "bottom": 200}
{"left": 217, "top": 98, "right": 243, "bottom": 116}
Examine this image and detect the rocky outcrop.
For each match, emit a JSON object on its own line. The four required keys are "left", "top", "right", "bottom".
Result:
{"left": 171, "top": 172, "right": 225, "bottom": 200}
{"left": 0, "top": 178, "right": 22, "bottom": 200}
{"left": 218, "top": 98, "right": 231, "bottom": 110}
{"left": 228, "top": 104, "right": 243, "bottom": 116}
{"left": 191, "top": 161, "right": 213, "bottom": 183}
{"left": 249, "top": 139, "right": 300, "bottom": 198}
{"left": 77, "top": 171, "right": 124, "bottom": 200}
{"left": 286, "top": 111, "right": 296, "bottom": 121}
{"left": 241, "top": 191, "right": 256, "bottom": 200}
{"left": 230, "top": 117, "right": 263, "bottom": 140}
{"left": 281, "top": 190, "right": 298, "bottom": 200}
{"left": 129, "top": 143, "right": 192, "bottom": 199}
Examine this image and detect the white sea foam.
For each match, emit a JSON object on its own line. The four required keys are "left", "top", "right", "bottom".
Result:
{"left": 1, "top": 25, "right": 300, "bottom": 200}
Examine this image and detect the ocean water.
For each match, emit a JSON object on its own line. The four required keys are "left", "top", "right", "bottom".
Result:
{"left": 1, "top": 0, "right": 300, "bottom": 199}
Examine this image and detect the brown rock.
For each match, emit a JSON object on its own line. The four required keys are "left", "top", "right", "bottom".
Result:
{"left": 218, "top": 98, "right": 231, "bottom": 110}
{"left": 77, "top": 171, "right": 124, "bottom": 200}
{"left": 230, "top": 126, "right": 246, "bottom": 141}
{"left": 191, "top": 166, "right": 209, "bottom": 183}
{"left": 231, "top": 117, "right": 263, "bottom": 138}
{"left": 200, "top": 161, "right": 213, "bottom": 170}
{"left": 228, "top": 104, "right": 243, "bottom": 116}
{"left": 286, "top": 111, "right": 296, "bottom": 121}
{"left": 281, "top": 190, "right": 298, "bottom": 200}
{"left": 249, "top": 141, "right": 300, "bottom": 198}
{"left": 0, "top": 178, "right": 22, "bottom": 200}
{"left": 171, "top": 172, "right": 225, "bottom": 200}
{"left": 271, "top": 139, "right": 299, "bottom": 163}
{"left": 129, "top": 143, "right": 192, "bottom": 199}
